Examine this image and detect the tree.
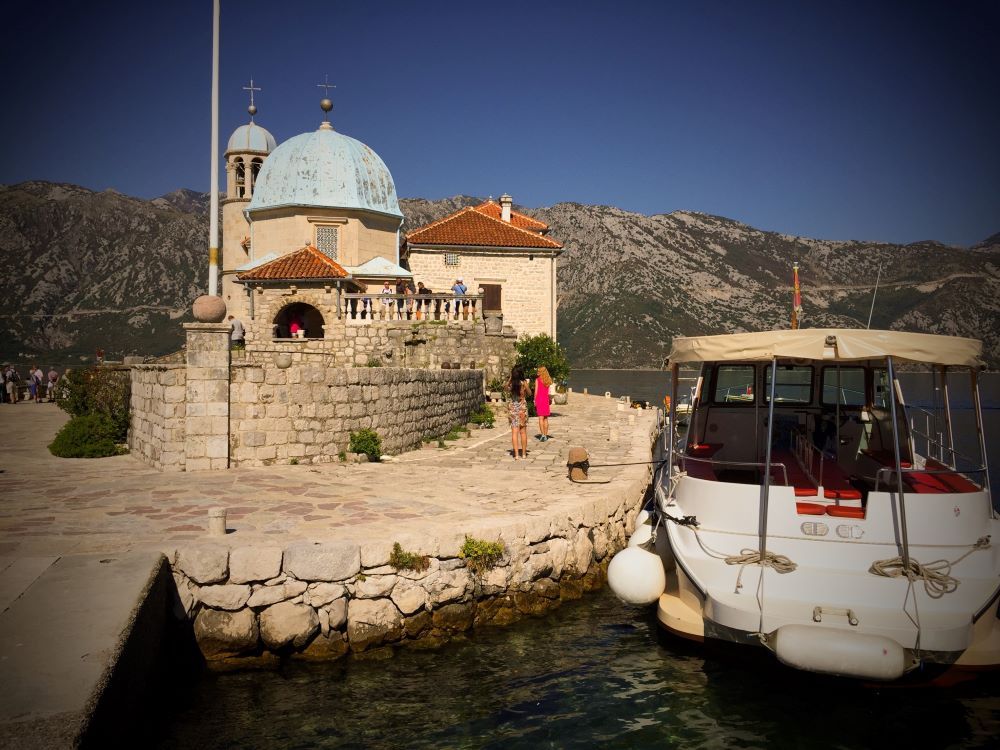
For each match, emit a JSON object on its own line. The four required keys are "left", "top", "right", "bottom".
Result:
{"left": 514, "top": 334, "right": 570, "bottom": 383}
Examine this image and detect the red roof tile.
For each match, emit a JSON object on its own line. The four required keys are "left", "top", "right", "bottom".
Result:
{"left": 237, "top": 246, "right": 349, "bottom": 281}
{"left": 472, "top": 200, "right": 549, "bottom": 231}
{"left": 406, "top": 206, "right": 563, "bottom": 250}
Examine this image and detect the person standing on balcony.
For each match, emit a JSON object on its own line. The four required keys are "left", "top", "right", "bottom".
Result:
{"left": 416, "top": 281, "right": 433, "bottom": 319}
{"left": 394, "top": 278, "right": 407, "bottom": 320}
{"left": 380, "top": 280, "right": 394, "bottom": 319}
{"left": 452, "top": 277, "right": 467, "bottom": 319}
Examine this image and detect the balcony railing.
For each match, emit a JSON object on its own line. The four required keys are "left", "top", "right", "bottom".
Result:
{"left": 340, "top": 293, "right": 485, "bottom": 323}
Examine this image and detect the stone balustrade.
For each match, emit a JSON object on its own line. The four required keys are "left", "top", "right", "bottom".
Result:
{"left": 341, "top": 293, "right": 484, "bottom": 323}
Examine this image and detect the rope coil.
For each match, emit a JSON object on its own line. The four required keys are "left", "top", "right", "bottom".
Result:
{"left": 868, "top": 536, "right": 991, "bottom": 599}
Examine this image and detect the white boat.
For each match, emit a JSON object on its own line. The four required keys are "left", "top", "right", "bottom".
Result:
{"left": 609, "top": 328, "right": 1000, "bottom": 682}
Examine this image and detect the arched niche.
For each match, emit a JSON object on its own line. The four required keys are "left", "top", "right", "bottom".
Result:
{"left": 273, "top": 301, "right": 325, "bottom": 339}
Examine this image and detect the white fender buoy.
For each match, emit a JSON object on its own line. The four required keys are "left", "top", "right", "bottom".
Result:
{"left": 772, "top": 625, "right": 907, "bottom": 681}
{"left": 654, "top": 528, "right": 676, "bottom": 572}
{"left": 628, "top": 524, "right": 653, "bottom": 547}
{"left": 608, "top": 547, "right": 666, "bottom": 605}
{"left": 635, "top": 509, "right": 651, "bottom": 527}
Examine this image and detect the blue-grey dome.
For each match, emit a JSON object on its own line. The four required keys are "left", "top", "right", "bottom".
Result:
{"left": 247, "top": 125, "right": 402, "bottom": 218}
{"left": 227, "top": 123, "right": 277, "bottom": 154}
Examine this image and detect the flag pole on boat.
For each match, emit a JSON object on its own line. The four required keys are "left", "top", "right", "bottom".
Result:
{"left": 791, "top": 262, "right": 802, "bottom": 330}
{"left": 866, "top": 262, "right": 882, "bottom": 329}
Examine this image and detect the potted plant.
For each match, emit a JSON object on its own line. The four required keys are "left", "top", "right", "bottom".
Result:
{"left": 553, "top": 380, "right": 569, "bottom": 405}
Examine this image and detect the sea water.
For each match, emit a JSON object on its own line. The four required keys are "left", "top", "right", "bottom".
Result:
{"left": 149, "top": 588, "right": 999, "bottom": 748}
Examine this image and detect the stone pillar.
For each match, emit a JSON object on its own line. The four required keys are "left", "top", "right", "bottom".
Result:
{"left": 184, "top": 323, "right": 232, "bottom": 471}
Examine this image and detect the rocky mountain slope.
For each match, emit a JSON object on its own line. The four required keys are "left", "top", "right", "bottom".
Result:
{"left": 1, "top": 181, "right": 996, "bottom": 369}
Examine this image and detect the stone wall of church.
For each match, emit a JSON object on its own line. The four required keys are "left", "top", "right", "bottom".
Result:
{"left": 129, "top": 364, "right": 187, "bottom": 471}
{"left": 228, "top": 367, "right": 481, "bottom": 465}
{"left": 406, "top": 249, "right": 557, "bottom": 339}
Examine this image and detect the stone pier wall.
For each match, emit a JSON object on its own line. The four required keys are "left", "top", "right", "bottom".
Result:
{"left": 229, "top": 366, "right": 482, "bottom": 465}
{"left": 129, "top": 365, "right": 187, "bottom": 471}
{"left": 168, "top": 471, "right": 650, "bottom": 665}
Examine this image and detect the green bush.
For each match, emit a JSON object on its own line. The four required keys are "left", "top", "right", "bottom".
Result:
{"left": 57, "top": 367, "right": 130, "bottom": 441}
{"left": 459, "top": 536, "right": 506, "bottom": 576}
{"left": 49, "top": 414, "right": 125, "bottom": 458}
{"left": 389, "top": 542, "right": 430, "bottom": 572}
{"left": 486, "top": 377, "right": 508, "bottom": 397}
{"left": 469, "top": 402, "right": 495, "bottom": 428}
{"left": 366, "top": 357, "right": 382, "bottom": 367}
{"left": 514, "top": 334, "right": 571, "bottom": 382}
{"left": 349, "top": 428, "right": 382, "bottom": 461}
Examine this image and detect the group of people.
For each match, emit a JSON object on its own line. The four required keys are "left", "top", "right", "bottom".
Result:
{"left": 350, "top": 278, "right": 471, "bottom": 320}
{"left": 2, "top": 364, "right": 59, "bottom": 404}
{"left": 506, "top": 365, "right": 554, "bottom": 460}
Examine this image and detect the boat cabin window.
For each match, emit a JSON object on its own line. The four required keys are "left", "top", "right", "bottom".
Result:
{"left": 822, "top": 367, "right": 865, "bottom": 407}
{"left": 713, "top": 365, "right": 755, "bottom": 404}
{"left": 764, "top": 365, "right": 812, "bottom": 404}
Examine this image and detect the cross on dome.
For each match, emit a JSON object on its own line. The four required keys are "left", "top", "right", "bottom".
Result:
{"left": 243, "top": 77, "right": 261, "bottom": 119}
{"left": 317, "top": 74, "right": 336, "bottom": 123}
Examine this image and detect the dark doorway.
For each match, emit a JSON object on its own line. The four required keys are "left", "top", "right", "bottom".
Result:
{"left": 273, "top": 302, "right": 325, "bottom": 339}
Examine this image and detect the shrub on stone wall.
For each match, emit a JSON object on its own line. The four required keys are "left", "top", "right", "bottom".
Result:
{"left": 49, "top": 414, "right": 126, "bottom": 458}
{"left": 57, "top": 367, "right": 130, "bottom": 442}
{"left": 349, "top": 428, "right": 382, "bottom": 461}
{"left": 459, "top": 536, "right": 506, "bottom": 576}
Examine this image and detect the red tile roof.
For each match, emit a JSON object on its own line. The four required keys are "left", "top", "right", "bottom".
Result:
{"left": 237, "top": 246, "right": 349, "bottom": 281}
{"left": 472, "top": 200, "right": 549, "bottom": 231}
{"left": 406, "top": 204, "right": 563, "bottom": 250}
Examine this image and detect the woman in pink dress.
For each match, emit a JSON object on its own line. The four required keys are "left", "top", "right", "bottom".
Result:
{"left": 534, "top": 366, "right": 553, "bottom": 441}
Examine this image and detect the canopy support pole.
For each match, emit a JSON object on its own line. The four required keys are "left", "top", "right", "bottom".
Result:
{"left": 759, "top": 358, "right": 778, "bottom": 561}
{"left": 887, "top": 356, "right": 911, "bottom": 571}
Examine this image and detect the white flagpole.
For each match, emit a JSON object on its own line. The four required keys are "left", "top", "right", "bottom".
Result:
{"left": 208, "top": 0, "right": 220, "bottom": 296}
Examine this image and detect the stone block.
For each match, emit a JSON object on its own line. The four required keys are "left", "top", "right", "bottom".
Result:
{"left": 197, "top": 584, "right": 251, "bottom": 610}
{"left": 304, "top": 582, "right": 347, "bottom": 608}
{"left": 350, "top": 574, "right": 397, "bottom": 599}
{"left": 284, "top": 541, "right": 360, "bottom": 581}
{"left": 259, "top": 601, "right": 319, "bottom": 650}
{"left": 247, "top": 580, "right": 307, "bottom": 608}
{"left": 431, "top": 602, "right": 475, "bottom": 632}
{"left": 347, "top": 598, "right": 403, "bottom": 651}
{"left": 327, "top": 597, "right": 348, "bottom": 629}
{"left": 229, "top": 546, "right": 283, "bottom": 583}
{"left": 194, "top": 607, "right": 259, "bottom": 659}
{"left": 174, "top": 544, "right": 229, "bottom": 583}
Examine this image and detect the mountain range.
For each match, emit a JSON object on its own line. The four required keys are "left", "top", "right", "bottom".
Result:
{"left": 1, "top": 180, "right": 997, "bottom": 369}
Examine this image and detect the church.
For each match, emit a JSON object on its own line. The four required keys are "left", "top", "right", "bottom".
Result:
{"left": 218, "top": 93, "right": 563, "bottom": 345}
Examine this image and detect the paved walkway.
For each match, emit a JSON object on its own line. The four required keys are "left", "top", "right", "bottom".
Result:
{"left": 0, "top": 396, "right": 656, "bottom": 560}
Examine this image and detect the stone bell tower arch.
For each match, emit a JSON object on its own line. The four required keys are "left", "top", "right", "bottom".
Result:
{"left": 221, "top": 79, "right": 276, "bottom": 316}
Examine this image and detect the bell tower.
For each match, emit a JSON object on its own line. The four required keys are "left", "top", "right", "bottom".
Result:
{"left": 221, "top": 79, "right": 276, "bottom": 315}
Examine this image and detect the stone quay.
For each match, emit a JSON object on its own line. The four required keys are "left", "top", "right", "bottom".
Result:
{"left": 0, "top": 392, "right": 658, "bottom": 668}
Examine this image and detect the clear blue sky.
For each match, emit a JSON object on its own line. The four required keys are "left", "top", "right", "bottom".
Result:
{"left": 2, "top": 0, "right": 997, "bottom": 245}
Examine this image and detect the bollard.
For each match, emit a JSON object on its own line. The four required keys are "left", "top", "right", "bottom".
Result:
{"left": 208, "top": 507, "right": 227, "bottom": 537}
{"left": 583, "top": 387, "right": 588, "bottom": 395}
{"left": 605, "top": 391, "right": 611, "bottom": 399}
{"left": 567, "top": 447, "right": 589, "bottom": 481}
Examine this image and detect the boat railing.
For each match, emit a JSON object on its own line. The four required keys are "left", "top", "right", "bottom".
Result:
{"left": 908, "top": 404, "right": 957, "bottom": 466}
{"left": 341, "top": 293, "right": 485, "bottom": 323}
{"left": 793, "top": 431, "right": 824, "bottom": 488}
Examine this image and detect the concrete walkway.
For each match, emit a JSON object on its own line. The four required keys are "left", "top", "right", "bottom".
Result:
{"left": 0, "top": 394, "right": 655, "bottom": 560}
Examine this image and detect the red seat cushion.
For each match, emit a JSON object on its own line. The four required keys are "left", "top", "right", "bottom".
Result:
{"left": 797, "top": 502, "right": 827, "bottom": 515}
{"left": 795, "top": 486, "right": 819, "bottom": 497}
{"left": 827, "top": 505, "right": 866, "bottom": 519}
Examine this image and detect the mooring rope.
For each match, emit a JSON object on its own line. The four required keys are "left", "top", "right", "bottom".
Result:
{"left": 868, "top": 536, "right": 991, "bottom": 599}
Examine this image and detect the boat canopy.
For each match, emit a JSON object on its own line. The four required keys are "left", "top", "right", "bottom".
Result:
{"left": 668, "top": 329, "right": 982, "bottom": 367}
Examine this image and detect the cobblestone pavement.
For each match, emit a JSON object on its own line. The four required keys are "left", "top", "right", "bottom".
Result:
{"left": 0, "top": 396, "right": 657, "bottom": 559}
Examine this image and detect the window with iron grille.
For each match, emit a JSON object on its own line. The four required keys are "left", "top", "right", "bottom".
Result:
{"left": 316, "top": 225, "right": 338, "bottom": 259}
{"left": 444, "top": 252, "right": 460, "bottom": 266}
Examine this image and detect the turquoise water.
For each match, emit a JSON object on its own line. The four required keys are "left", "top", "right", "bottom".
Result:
{"left": 150, "top": 589, "right": 1000, "bottom": 748}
